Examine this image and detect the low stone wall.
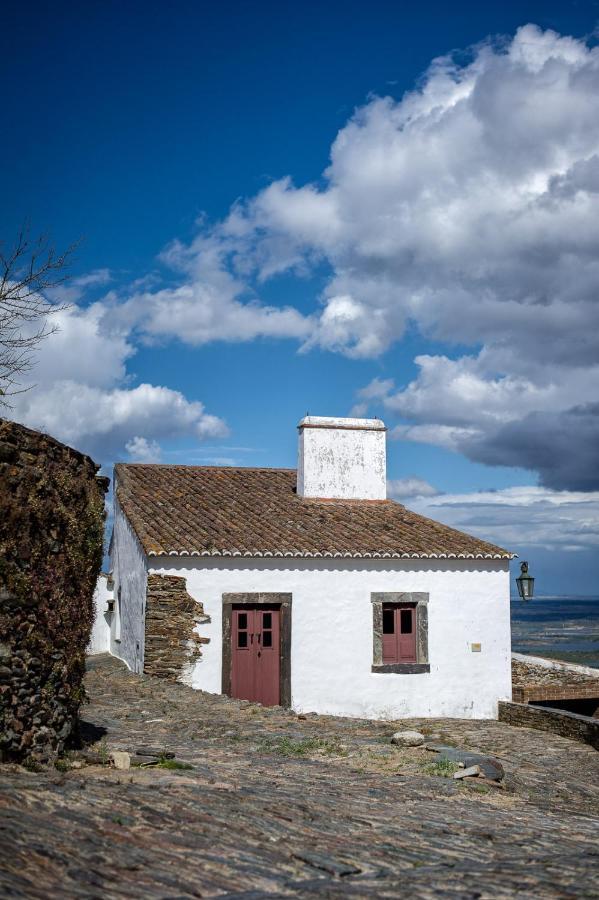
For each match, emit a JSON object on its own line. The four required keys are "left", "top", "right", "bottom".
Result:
{"left": 498, "top": 701, "right": 599, "bottom": 750}
{"left": 512, "top": 654, "right": 599, "bottom": 703}
{"left": 144, "top": 574, "right": 210, "bottom": 682}
{"left": 0, "top": 419, "right": 107, "bottom": 762}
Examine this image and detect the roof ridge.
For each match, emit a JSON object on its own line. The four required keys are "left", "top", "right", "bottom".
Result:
{"left": 115, "top": 463, "right": 296, "bottom": 473}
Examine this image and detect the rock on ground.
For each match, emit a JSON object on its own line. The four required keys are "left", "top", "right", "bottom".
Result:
{"left": 391, "top": 730, "right": 425, "bottom": 746}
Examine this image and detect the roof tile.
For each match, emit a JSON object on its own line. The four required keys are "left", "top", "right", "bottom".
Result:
{"left": 115, "top": 464, "right": 513, "bottom": 560}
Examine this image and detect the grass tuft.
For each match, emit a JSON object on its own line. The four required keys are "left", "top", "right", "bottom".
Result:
{"left": 154, "top": 757, "right": 194, "bottom": 770}
{"left": 258, "top": 736, "right": 348, "bottom": 758}
{"left": 423, "top": 759, "right": 461, "bottom": 778}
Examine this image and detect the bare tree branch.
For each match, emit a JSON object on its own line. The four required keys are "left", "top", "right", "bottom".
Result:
{"left": 0, "top": 226, "right": 77, "bottom": 406}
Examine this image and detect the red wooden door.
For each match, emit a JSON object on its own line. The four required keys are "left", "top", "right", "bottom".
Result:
{"left": 382, "top": 604, "right": 417, "bottom": 663}
{"left": 231, "top": 607, "right": 280, "bottom": 705}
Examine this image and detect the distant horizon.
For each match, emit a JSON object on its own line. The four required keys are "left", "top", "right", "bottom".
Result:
{"left": 511, "top": 594, "right": 599, "bottom": 601}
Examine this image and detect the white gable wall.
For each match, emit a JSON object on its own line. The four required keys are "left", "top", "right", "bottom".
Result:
{"left": 148, "top": 556, "right": 511, "bottom": 719}
{"left": 110, "top": 498, "right": 148, "bottom": 673}
{"left": 88, "top": 574, "right": 112, "bottom": 654}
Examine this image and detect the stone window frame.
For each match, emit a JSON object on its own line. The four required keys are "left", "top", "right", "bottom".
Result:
{"left": 221, "top": 593, "right": 292, "bottom": 707}
{"left": 371, "top": 592, "right": 430, "bottom": 674}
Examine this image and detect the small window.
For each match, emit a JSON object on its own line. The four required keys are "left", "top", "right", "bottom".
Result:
{"left": 262, "top": 631, "right": 272, "bottom": 648}
{"left": 238, "top": 612, "right": 247, "bottom": 629}
{"left": 372, "top": 593, "right": 429, "bottom": 673}
{"left": 400, "top": 608, "right": 413, "bottom": 634}
{"left": 382, "top": 608, "right": 395, "bottom": 634}
{"left": 238, "top": 631, "right": 248, "bottom": 648}
{"left": 263, "top": 612, "right": 272, "bottom": 629}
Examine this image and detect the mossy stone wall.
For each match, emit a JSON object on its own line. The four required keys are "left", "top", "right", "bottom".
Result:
{"left": 144, "top": 574, "right": 211, "bottom": 681}
{"left": 0, "top": 419, "right": 108, "bottom": 762}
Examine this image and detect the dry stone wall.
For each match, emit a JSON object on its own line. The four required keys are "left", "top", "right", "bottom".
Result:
{"left": 498, "top": 700, "right": 599, "bottom": 750}
{"left": 144, "top": 574, "right": 210, "bottom": 681}
{"left": 0, "top": 419, "right": 107, "bottom": 762}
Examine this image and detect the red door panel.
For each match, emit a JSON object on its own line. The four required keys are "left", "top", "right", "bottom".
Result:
{"left": 231, "top": 607, "right": 280, "bottom": 705}
{"left": 255, "top": 609, "right": 280, "bottom": 706}
{"left": 231, "top": 609, "right": 256, "bottom": 702}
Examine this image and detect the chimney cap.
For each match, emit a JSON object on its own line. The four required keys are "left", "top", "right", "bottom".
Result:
{"left": 297, "top": 415, "right": 386, "bottom": 432}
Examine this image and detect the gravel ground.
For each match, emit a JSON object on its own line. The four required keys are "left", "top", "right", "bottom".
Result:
{"left": 0, "top": 654, "right": 598, "bottom": 898}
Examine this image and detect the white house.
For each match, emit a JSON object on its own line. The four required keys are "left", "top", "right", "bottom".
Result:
{"left": 97, "top": 416, "right": 514, "bottom": 719}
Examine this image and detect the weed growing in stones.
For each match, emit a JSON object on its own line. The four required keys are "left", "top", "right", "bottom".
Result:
{"left": 154, "top": 757, "right": 194, "bottom": 770}
{"left": 97, "top": 739, "right": 109, "bottom": 766}
{"left": 464, "top": 781, "right": 491, "bottom": 794}
{"left": 423, "top": 759, "right": 461, "bottom": 778}
{"left": 259, "top": 736, "right": 348, "bottom": 758}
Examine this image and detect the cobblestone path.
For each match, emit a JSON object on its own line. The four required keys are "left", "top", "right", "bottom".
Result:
{"left": 1, "top": 655, "right": 598, "bottom": 898}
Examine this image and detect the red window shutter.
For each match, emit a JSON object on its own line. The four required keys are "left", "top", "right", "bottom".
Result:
{"left": 382, "top": 604, "right": 397, "bottom": 663}
{"left": 381, "top": 604, "right": 417, "bottom": 664}
{"left": 397, "top": 606, "right": 417, "bottom": 662}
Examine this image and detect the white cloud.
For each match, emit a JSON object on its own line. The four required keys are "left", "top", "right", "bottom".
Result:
{"left": 29, "top": 303, "right": 132, "bottom": 390}
{"left": 103, "top": 24, "right": 598, "bottom": 487}
{"left": 122, "top": 283, "right": 311, "bottom": 346}
{"left": 387, "top": 477, "right": 439, "bottom": 499}
{"left": 113, "top": 229, "right": 312, "bottom": 346}
{"left": 8, "top": 301, "right": 227, "bottom": 463}
{"left": 406, "top": 485, "right": 599, "bottom": 554}
{"left": 7, "top": 24, "right": 599, "bottom": 491}
{"left": 361, "top": 352, "right": 599, "bottom": 489}
{"left": 48, "top": 269, "right": 112, "bottom": 305}
{"left": 126, "top": 436, "right": 162, "bottom": 463}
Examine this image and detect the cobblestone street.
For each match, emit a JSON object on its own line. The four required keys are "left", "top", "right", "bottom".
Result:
{"left": 1, "top": 655, "right": 598, "bottom": 898}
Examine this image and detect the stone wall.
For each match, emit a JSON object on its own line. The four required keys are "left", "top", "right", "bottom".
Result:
{"left": 0, "top": 419, "right": 107, "bottom": 762}
{"left": 144, "top": 574, "right": 210, "bottom": 682}
{"left": 498, "top": 700, "right": 599, "bottom": 750}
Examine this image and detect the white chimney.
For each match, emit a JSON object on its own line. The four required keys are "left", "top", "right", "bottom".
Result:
{"left": 297, "top": 416, "right": 387, "bottom": 500}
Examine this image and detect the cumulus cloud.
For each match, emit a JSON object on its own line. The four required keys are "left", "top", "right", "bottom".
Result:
{"left": 8, "top": 24, "right": 598, "bottom": 492}
{"left": 48, "top": 269, "right": 112, "bottom": 305}
{"left": 387, "top": 477, "right": 439, "bottom": 499}
{"left": 104, "top": 24, "right": 598, "bottom": 489}
{"left": 188, "top": 23, "right": 599, "bottom": 365}
{"left": 113, "top": 228, "right": 312, "bottom": 346}
{"left": 406, "top": 486, "right": 599, "bottom": 554}
{"left": 8, "top": 302, "right": 227, "bottom": 462}
{"left": 126, "top": 436, "right": 163, "bottom": 463}
{"left": 366, "top": 353, "right": 599, "bottom": 489}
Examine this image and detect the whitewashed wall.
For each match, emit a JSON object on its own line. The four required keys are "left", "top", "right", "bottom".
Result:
{"left": 110, "top": 499, "right": 147, "bottom": 672}
{"left": 88, "top": 573, "right": 112, "bottom": 654}
{"left": 148, "top": 556, "right": 511, "bottom": 719}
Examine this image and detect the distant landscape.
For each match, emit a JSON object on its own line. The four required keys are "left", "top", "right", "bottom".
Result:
{"left": 511, "top": 597, "right": 599, "bottom": 668}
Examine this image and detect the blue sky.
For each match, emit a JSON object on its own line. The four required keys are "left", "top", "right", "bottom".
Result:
{"left": 2, "top": 1, "right": 599, "bottom": 593}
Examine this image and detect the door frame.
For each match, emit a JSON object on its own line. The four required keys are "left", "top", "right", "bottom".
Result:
{"left": 222, "top": 593, "right": 292, "bottom": 707}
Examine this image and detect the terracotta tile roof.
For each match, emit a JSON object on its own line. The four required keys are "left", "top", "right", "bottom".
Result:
{"left": 114, "top": 464, "right": 513, "bottom": 560}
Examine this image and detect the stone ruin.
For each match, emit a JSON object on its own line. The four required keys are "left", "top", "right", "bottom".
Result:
{"left": 0, "top": 419, "right": 107, "bottom": 763}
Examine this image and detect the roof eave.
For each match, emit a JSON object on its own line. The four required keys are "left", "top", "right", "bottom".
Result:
{"left": 145, "top": 548, "right": 515, "bottom": 560}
